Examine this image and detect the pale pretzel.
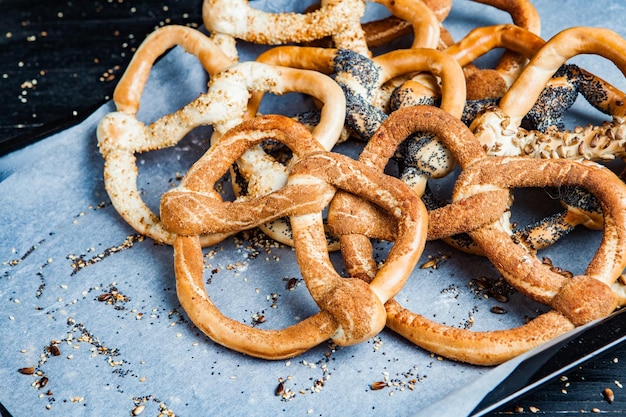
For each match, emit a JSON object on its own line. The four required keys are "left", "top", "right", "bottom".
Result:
{"left": 97, "top": 25, "right": 345, "bottom": 246}
{"left": 163, "top": 115, "right": 428, "bottom": 359}
{"left": 304, "top": 0, "right": 444, "bottom": 50}
{"left": 202, "top": 0, "right": 369, "bottom": 59}
{"left": 330, "top": 106, "right": 626, "bottom": 365}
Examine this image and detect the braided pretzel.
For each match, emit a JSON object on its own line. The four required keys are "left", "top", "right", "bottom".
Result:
{"left": 330, "top": 106, "right": 626, "bottom": 365}
{"left": 162, "top": 115, "right": 427, "bottom": 359}
{"left": 97, "top": 25, "right": 345, "bottom": 246}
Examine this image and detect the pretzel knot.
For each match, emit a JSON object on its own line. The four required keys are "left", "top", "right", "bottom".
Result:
{"left": 455, "top": 157, "right": 626, "bottom": 324}
{"left": 329, "top": 106, "right": 626, "bottom": 365}
{"left": 161, "top": 115, "right": 428, "bottom": 359}
{"left": 96, "top": 25, "right": 345, "bottom": 247}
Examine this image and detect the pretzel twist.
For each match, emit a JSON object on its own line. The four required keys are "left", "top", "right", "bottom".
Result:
{"left": 97, "top": 25, "right": 345, "bottom": 246}
{"left": 163, "top": 115, "right": 428, "bottom": 358}
{"left": 464, "top": 27, "right": 626, "bottom": 253}
{"left": 406, "top": 25, "right": 626, "bottom": 255}
{"left": 330, "top": 106, "right": 626, "bottom": 365}
{"left": 242, "top": 46, "right": 464, "bottom": 248}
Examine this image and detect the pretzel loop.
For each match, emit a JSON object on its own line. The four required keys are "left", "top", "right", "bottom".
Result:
{"left": 165, "top": 115, "right": 428, "bottom": 357}
{"left": 329, "top": 106, "right": 624, "bottom": 365}
{"left": 454, "top": 157, "right": 626, "bottom": 324}
{"left": 97, "top": 23, "right": 345, "bottom": 246}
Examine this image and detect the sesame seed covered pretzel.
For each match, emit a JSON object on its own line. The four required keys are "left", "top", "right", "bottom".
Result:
{"left": 471, "top": 27, "right": 626, "bottom": 158}
{"left": 163, "top": 115, "right": 428, "bottom": 359}
{"left": 202, "top": 0, "right": 369, "bottom": 59}
{"left": 330, "top": 106, "right": 626, "bottom": 365}
{"left": 97, "top": 25, "right": 345, "bottom": 246}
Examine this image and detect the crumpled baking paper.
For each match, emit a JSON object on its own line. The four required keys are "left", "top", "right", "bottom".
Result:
{"left": 1, "top": 1, "right": 624, "bottom": 416}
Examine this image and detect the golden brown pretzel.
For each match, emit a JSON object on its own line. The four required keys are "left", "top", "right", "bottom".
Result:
{"left": 239, "top": 46, "right": 465, "bottom": 249}
{"left": 463, "top": 26, "right": 626, "bottom": 253}
{"left": 403, "top": 25, "right": 626, "bottom": 256}
{"left": 384, "top": 0, "right": 540, "bottom": 107}
{"left": 163, "top": 115, "right": 428, "bottom": 358}
{"left": 463, "top": 0, "right": 541, "bottom": 96}
{"left": 454, "top": 157, "right": 626, "bottom": 317}
{"left": 97, "top": 25, "right": 345, "bottom": 246}
{"left": 330, "top": 106, "right": 626, "bottom": 365}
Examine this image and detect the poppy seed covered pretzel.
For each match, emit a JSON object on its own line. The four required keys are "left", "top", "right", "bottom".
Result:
{"left": 166, "top": 115, "right": 428, "bottom": 358}
{"left": 98, "top": 26, "right": 345, "bottom": 246}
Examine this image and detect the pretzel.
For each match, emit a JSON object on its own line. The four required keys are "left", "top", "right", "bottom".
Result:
{"left": 383, "top": 0, "right": 540, "bottom": 110}
{"left": 304, "top": 0, "right": 445, "bottom": 50}
{"left": 395, "top": 25, "right": 626, "bottom": 255}
{"left": 462, "top": 0, "right": 541, "bottom": 97}
{"left": 202, "top": 0, "right": 369, "bottom": 59}
{"left": 472, "top": 27, "right": 626, "bottom": 158}
{"left": 464, "top": 27, "right": 626, "bottom": 250}
{"left": 97, "top": 25, "right": 345, "bottom": 246}
{"left": 329, "top": 106, "right": 626, "bottom": 365}
{"left": 162, "top": 115, "right": 428, "bottom": 359}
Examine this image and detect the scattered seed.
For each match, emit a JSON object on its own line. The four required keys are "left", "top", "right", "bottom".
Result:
{"left": 47, "top": 344, "right": 61, "bottom": 356}
{"left": 603, "top": 387, "right": 615, "bottom": 404}
{"left": 490, "top": 306, "right": 507, "bottom": 314}
{"left": 371, "top": 381, "right": 388, "bottom": 390}
{"left": 18, "top": 366, "right": 35, "bottom": 375}
{"left": 420, "top": 259, "right": 437, "bottom": 269}
{"left": 275, "top": 381, "right": 284, "bottom": 396}
{"left": 97, "top": 293, "right": 112, "bottom": 302}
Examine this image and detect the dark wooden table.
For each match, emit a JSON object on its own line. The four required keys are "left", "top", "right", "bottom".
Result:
{"left": 1, "top": 1, "right": 624, "bottom": 416}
